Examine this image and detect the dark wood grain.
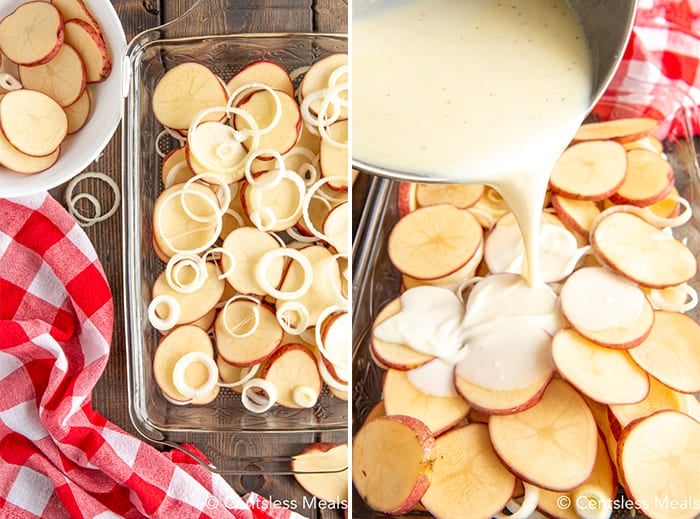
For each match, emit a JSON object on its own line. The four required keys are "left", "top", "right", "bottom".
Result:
{"left": 49, "top": 1, "right": 348, "bottom": 517}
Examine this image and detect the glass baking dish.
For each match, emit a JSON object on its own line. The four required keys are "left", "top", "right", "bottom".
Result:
{"left": 351, "top": 84, "right": 700, "bottom": 516}
{"left": 121, "top": 1, "right": 348, "bottom": 473}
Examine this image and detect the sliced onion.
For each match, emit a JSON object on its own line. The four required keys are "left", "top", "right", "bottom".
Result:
{"left": 276, "top": 301, "right": 310, "bottom": 335}
{"left": 268, "top": 231, "right": 287, "bottom": 248}
{"left": 244, "top": 149, "right": 287, "bottom": 188}
{"left": 292, "top": 386, "right": 318, "bottom": 408}
{"left": 164, "top": 160, "right": 190, "bottom": 188}
{"left": 172, "top": 351, "right": 218, "bottom": 399}
{"left": 302, "top": 176, "right": 348, "bottom": 242}
{"left": 591, "top": 197, "right": 692, "bottom": 237}
{"left": 322, "top": 253, "right": 349, "bottom": 308}
{"left": 241, "top": 378, "right": 278, "bottom": 413}
{"left": 180, "top": 176, "right": 229, "bottom": 222}
{"left": 156, "top": 187, "right": 222, "bottom": 254}
{"left": 227, "top": 83, "right": 282, "bottom": 138}
{"left": 65, "top": 172, "right": 121, "bottom": 228}
{"left": 649, "top": 283, "right": 698, "bottom": 313}
{"left": 572, "top": 485, "right": 613, "bottom": 519}
{"left": 221, "top": 295, "right": 261, "bottom": 338}
{"left": 0, "top": 72, "right": 22, "bottom": 92}
{"left": 202, "top": 247, "right": 236, "bottom": 279}
{"left": 495, "top": 483, "right": 540, "bottom": 519}
{"left": 286, "top": 226, "right": 319, "bottom": 243}
{"left": 255, "top": 248, "right": 313, "bottom": 300}
{"left": 250, "top": 207, "right": 278, "bottom": 231}
{"left": 217, "top": 363, "right": 260, "bottom": 388}
{"left": 317, "top": 353, "right": 348, "bottom": 392}
{"left": 165, "top": 252, "right": 207, "bottom": 293}
{"left": 148, "top": 295, "right": 181, "bottom": 331}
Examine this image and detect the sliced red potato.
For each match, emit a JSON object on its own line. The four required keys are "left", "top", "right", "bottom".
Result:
{"left": 63, "top": 87, "right": 91, "bottom": 134}
{"left": 364, "top": 401, "right": 387, "bottom": 423}
{"left": 609, "top": 149, "right": 673, "bottom": 207}
{"left": 261, "top": 343, "right": 322, "bottom": 408}
{"left": 591, "top": 211, "right": 697, "bottom": 288}
{"left": 0, "top": 124, "right": 60, "bottom": 175}
{"left": 226, "top": 60, "right": 294, "bottom": 97}
{"left": 51, "top": 0, "right": 100, "bottom": 30}
{"left": 0, "top": 2, "right": 64, "bottom": 66}
{"left": 295, "top": 194, "right": 332, "bottom": 237}
{"left": 401, "top": 242, "right": 482, "bottom": 290}
{"left": 550, "top": 194, "right": 601, "bottom": 239}
{"left": 421, "top": 424, "right": 516, "bottom": 519}
{"left": 573, "top": 117, "right": 658, "bottom": 143}
{"left": 455, "top": 371, "right": 552, "bottom": 415}
{"left": 559, "top": 266, "right": 655, "bottom": 348}
{"left": 537, "top": 435, "right": 617, "bottom": 519}
{"left": 221, "top": 227, "right": 284, "bottom": 296}
{"left": 549, "top": 140, "right": 627, "bottom": 201}
{"left": 319, "top": 119, "right": 348, "bottom": 190}
{"left": 0, "top": 89, "right": 67, "bottom": 158}
{"left": 19, "top": 44, "right": 87, "bottom": 107}
{"left": 383, "top": 368, "right": 469, "bottom": 435}
{"left": 153, "top": 325, "right": 215, "bottom": 402}
{"left": 151, "top": 262, "right": 225, "bottom": 325}
{"left": 321, "top": 201, "right": 348, "bottom": 255}
{"left": 352, "top": 415, "right": 436, "bottom": 515}
{"left": 609, "top": 376, "right": 692, "bottom": 429}
{"left": 618, "top": 410, "right": 700, "bottom": 519}
{"left": 415, "top": 183, "right": 484, "bottom": 210}
{"left": 152, "top": 62, "right": 228, "bottom": 130}
{"left": 292, "top": 443, "right": 348, "bottom": 504}
{"left": 300, "top": 53, "right": 348, "bottom": 119}
{"left": 584, "top": 396, "right": 621, "bottom": 473}
{"left": 216, "top": 356, "right": 252, "bottom": 393}
{"left": 552, "top": 328, "right": 650, "bottom": 404}
{"left": 388, "top": 204, "right": 482, "bottom": 280}
{"left": 63, "top": 19, "right": 111, "bottom": 83}
{"left": 627, "top": 311, "right": 700, "bottom": 394}
{"left": 161, "top": 147, "right": 194, "bottom": 186}
{"left": 215, "top": 300, "right": 282, "bottom": 366}
{"left": 623, "top": 134, "right": 664, "bottom": 153}
{"left": 243, "top": 170, "right": 304, "bottom": 231}
{"left": 489, "top": 379, "right": 598, "bottom": 492}
{"left": 397, "top": 182, "right": 418, "bottom": 218}
{"left": 234, "top": 89, "right": 301, "bottom": 157}
{"left": 152, "top": 182, "right": 221, "bottom": 258}
{"left": 370, "top": 298, "right": 435, "bottom": 371}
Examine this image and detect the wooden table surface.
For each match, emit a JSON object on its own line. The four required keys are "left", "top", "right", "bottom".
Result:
{"left": 48, "top": 1, "right": 348, "bottom": 517}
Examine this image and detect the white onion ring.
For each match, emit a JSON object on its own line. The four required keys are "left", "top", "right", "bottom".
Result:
{"left": 202, "top": 247, "right": 236, "bottom": 279}
{"left": 276, "top": 301, "right": 310, "bottom": 335}
{"left": 164, "top": 160, "right": 191, "bottom": 188}
{"left": 323, "top": 254, "right": 349, "bottom": 308}
{"left": 221, "top": 295, "right": 261, "bottom": 338}
{"left": 244, "top": 150, "right": 287, "bottom": 188}
{"left": 250, "top": 207, "right": 278, "bottom": 231}
{"left": 302, "top": 177, "right": 348, "bottom": 242}
{"left": 292, "top": 386, "right": 318, "bottom": 408}
{"left": 165, "top": 253, "right": 207, "bottom": 293}
{"left": 65, "top": 172, "right": 121, "bottom": 228}
{"left": 649, "top": 283, "right": 698, "bottom": 313}
{"left": 317, "top": 353, "right": 348, "bottom": 392}
{"left": 217, "top": 363, "right": 260, "bottom": 388}
{"left": 255, "top": 248, "right": 313, "bottom": 300}
{"left": 172, "top": 351, "right": 218, "bottom": 399}
{"left": 572, "top": 485, "right": 613, "bottom": 519}
{"left": 495, "top": 483, "right": 540, "bottom": 519}
{"left": 286, "top": 226, "right": 319, "bottom": 243}
{"left": 241, "top": 378, "right": 278, "bottom": 413}
{"left": 148, "top": 295, "right": 181, "bottom": 331}
{"left": 0, "top": 72, "right": 22, "bottom": 92}
{"left": 156, "top": 187, "right": 222, "bottom": 254}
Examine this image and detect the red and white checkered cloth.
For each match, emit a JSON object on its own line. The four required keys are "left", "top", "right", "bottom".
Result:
{"left": 0, "top": 193, "right": 307, "bottom": 519}
{"left": 596, "top": 0, "right": 700, "bottom": 137}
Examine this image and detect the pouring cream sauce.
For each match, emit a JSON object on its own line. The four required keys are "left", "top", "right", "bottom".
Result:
{"left": 355, "top": 0, "right": 596, "bottom": 391}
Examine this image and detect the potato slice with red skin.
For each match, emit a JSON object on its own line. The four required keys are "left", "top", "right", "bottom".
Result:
{"left": 216, "top": 301, "right": 283, "bottom": 367}
{"left": 352, "top": 415, "right": 436, "bottom": 516}
{"left": 19, "top": 44, "right": 87, "bottom": 108}
{"left": 623, "top": 134, "right": 664, "bottom": 153}
{"left": 63, "top": 19, "right": 112, "bottom": 83}
{"left": 322, "top": 201, "right": 349, "bottom": 255}
{"left": 221, "top": 226, "right": 285, "bottom": 296}
{"left": 591, "top": 211, "right": 697, "bottom": 288}
{"left": 0, "top": 2, "right": 64, "bottom": 66}
{"left": 388, "top": 204, "right": 482, "bottom": 281}
{"left": 319, "top": 119, "right": 348, "bottom": 191}
{"left": 261, "top": 343, "right": 322, "bottom": 408}
{"left": 292, "top": 443, "right": 348, "bottom": 504}
{"left": 226, "top": 60, "right": 294, "bottom": 97}
{"left": 371, "top": 298, "right": 435, "bottom": 370}
{"left": 383, "top": 368, "right": 469, "bottom": 435}
{"left": 300, "top": 53, "right": 348, "bottom": 119}
{"left": 628, "top": 311, "right": 700, "bottom": 394}
{"left": 489, "top": 379, "right": 598, "bottom": 492}
{"left": 152, "top": 62, "right": 228, "bottom": 130}
{"left": 609, "top": 149, "right": 674, "bottom": 207}
{"left": 0, "top": 126, "right": 60, "bottom": 175}
{"left": 153, "top": 325, "right": 215, "bottom": 403}
{"left": 549, "top": 140, "right": 627, "bottom": 201}
{"left": 51, "top": 0, "right": 100, "bottom": 30}
{"left": 160, "top": 147, "right": 194, "bottom": 186}
{"left": 234, "top": 89, "right": 301, "bottom": 157}
{"left": 551, "top": 194, "right": 600, "bottom": 239}
{"left": 454, "top": 371, "right": 552, "bottom": 415}
{"left": 397, "top": 182, "right": 417, "bottom": 218}
{"left": 573, "top": 117, "right": 658, "bottom": 143}
{"left": 552, "top": 328, "right": 650, "bottom": 405}
{"left": 421, "top": 424, "right": 516, "bottom": 519}
{"left": 618, "top": 411, "right": 700, "bottom": 519}
{"left": 0, "top": 89, "right": 67, "bottom": 158}
{"left": 64, "top": 88, "right": 91, "bottom": 135}
{"left": 415, "top": 183, "right": 484, "bottom": 210}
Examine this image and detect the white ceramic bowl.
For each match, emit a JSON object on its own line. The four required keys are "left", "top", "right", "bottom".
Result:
{"left": 0, "top": 0, "right": 126, "bottom": 198}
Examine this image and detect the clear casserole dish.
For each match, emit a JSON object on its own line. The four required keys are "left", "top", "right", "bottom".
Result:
{"left": 351, "top": 83, "right": 700, "bottom": 517}
{"left": 121, "top": 0, "right": 348, "bottom": 474}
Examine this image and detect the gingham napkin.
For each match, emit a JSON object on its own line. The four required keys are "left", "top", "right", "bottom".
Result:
{"left": 596, "top": 0, "right": 700, "bottom": 136}
{"left": 0, "top": 193, "right": 306, "bottom": 519}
